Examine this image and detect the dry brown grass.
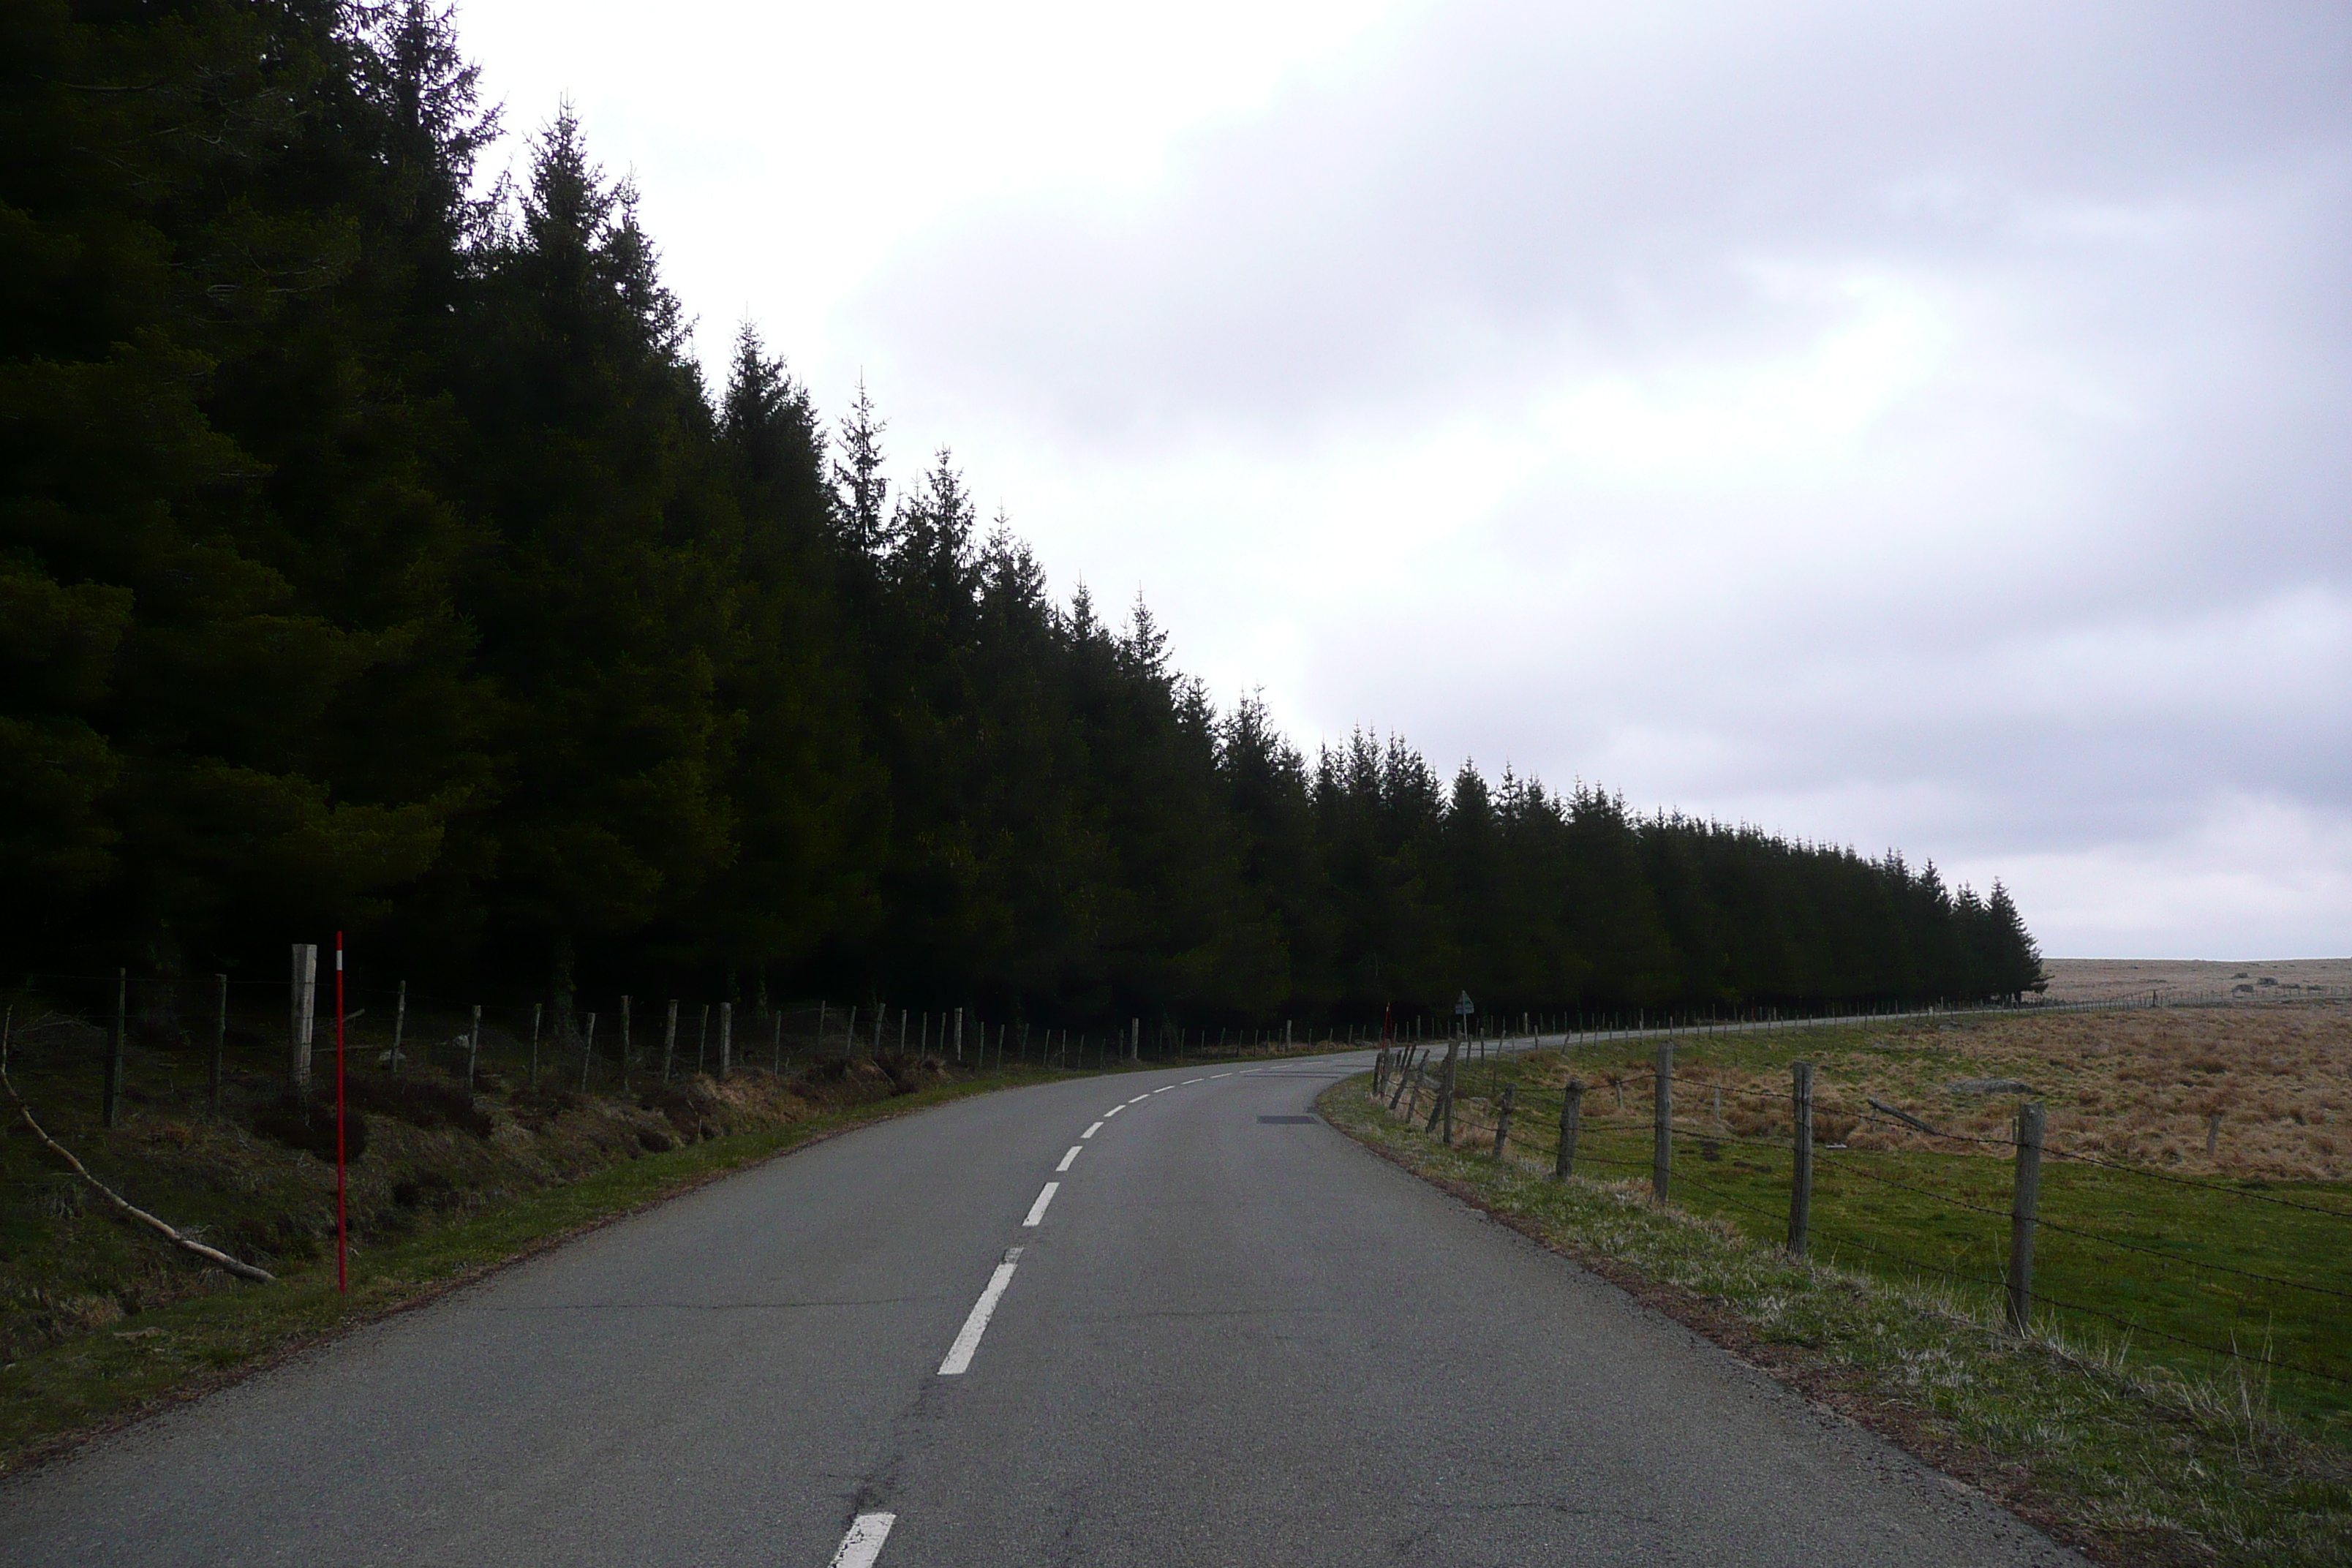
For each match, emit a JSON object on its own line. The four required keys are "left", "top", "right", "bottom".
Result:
{"left": 1504, "top": 1002, "right": 2352, "bottom": 1182}
{"left": 2041, "top": 957, "right": 2352, "bottom": 1004}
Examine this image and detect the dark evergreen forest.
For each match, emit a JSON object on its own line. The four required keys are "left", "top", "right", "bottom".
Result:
{"left": 1, "top": 1, "right": 2044, "bottom": 1028}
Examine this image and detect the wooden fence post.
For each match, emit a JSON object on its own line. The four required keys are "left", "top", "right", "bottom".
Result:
{"left": 1555, "top": 1080, "right": 1583, "bottom": 1179}
{"left": 1788, "top": 1060, "right": 1814, "bottom": 1256}
{"left": 771, "top": 1006, "right": 783, "bottom": 1074}
{"left": 697, "top": 1003, "right": 711, "bottom": 1074}
{"left": 1493, "top": 1084, "right": 1516, "bottom": 1160}
{"left": 210, "top": 974, "right": 227, "bottom": 1112}
{"left": 392, "top": 981, "right": 408, "bottom": 1077}
{"left": 2206, "top": 1112, "right": 2221, "bottom": 1157}
{"left": 816, "top": 1000, "right": 829, "bottom": 1061}
{"left": 1652, "top": 1039, "right": 1673, "bottom": 1202}
{"left": 719, "top": 1002, "right": 734, "bottom": 1078}
{"left": 467, "top": 1003, "right": 481, "bottom": 1087}
{"left": 1389, "top": 1048, "right": 1417, "bottom": 1109}
{"left": 662, "top": 1000, "right": 679, "bottom": 1082}
{"left": 1437, "top": 1042, "right": 1459, "bottom": 1144}
{"left": 289, "top": 944, "right": 317, "bottom": 1095}
{"left": 104, "top": 968, "right": 127, "bottom": 1128}
{"left": 529, "top": 1002, "right": 542, "bottom": 1088}
{"left": 579, "top": 1011, "right": 598, "bottom": 1091}
{"left": 954, "top": 1006, "right": 963, "bottom": 1063}
{"left": 2006, "top": 1101, "right": 2046, "bottom": 1333}
{"left": 619, "top": 995, "right": 632, "bottom": 1088}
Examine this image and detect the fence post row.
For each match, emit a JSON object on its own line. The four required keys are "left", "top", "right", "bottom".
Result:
{"left": 1787, "top": 1060, "right": 1814, "bottom": 1256}
{"left": 1554, "top": 1079, "right": 1582, "bottom": 1180}
{"left": 2006, "top": 1101, "right": 2046, "bottom": 1333}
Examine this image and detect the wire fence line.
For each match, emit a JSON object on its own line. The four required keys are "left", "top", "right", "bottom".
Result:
{"left": 0, "top": 964, "right": 1395, "bottom": 1139}
{"left": 1365, "top": 1029, "right": 2352, "bottom": 1400}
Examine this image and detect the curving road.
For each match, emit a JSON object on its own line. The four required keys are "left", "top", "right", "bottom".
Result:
{"left": 0, "top": 1054, "right": 2081, "bottom": 1567}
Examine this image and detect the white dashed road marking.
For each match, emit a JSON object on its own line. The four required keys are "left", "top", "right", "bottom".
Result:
{"left": 1082, "top": 1120, "right": 1104, "bottom": 1138}
{"left": 938, "top": 1249, "right": 1022, "bottom": 1376}
{"left": 1055, "top": 1145, "right": 1082, "bottom": 1172}
{"left": 1022, "top": 1183, "right": 1060, "bottom": 1227}
{"left": 829, "top": 1512, "right": 897, "bottom": 1567}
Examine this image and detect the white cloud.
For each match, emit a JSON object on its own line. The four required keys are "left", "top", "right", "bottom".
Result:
{"left": 454, "top": 0, "right": 2352, "bottom": 955}
{"left": 1958, "top": 795, "right": 2352, "bottom": 957}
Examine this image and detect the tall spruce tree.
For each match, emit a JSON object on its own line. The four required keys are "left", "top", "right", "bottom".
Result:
{"left": 1, "top": 2, "right": 2050, "bottom": 1020}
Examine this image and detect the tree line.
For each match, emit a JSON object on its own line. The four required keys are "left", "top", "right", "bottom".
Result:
{"left": 0, "top": 1, "right": 2044, "bottom": 1029}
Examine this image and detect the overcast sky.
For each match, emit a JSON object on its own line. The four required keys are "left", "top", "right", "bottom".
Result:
{"left": 456, "top": 0, "right": 2352, "bottom": 959}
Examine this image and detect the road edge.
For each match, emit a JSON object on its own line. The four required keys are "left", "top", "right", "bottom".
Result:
{"left": 1314, "top": 1075, "right": 2215, "bottom": 1568}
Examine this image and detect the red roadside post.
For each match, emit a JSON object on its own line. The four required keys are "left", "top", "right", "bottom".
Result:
{"left": 335, "top": 931, "right": 347, "bottom": 1294}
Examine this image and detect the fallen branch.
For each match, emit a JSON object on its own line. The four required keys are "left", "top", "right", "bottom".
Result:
{"left": 2, "top": 1066, "right": 274, "bottom": 1284}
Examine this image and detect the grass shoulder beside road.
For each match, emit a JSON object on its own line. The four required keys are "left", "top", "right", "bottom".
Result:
{"left": 0, "top": 1059, "right": 1101, "bottom": 1477}
{"left": 1, "top": 1039, "right": 1338, "bottom": 1477}
{"left": 1432, "top": 1016, "right": 2352, "bottom": 1432}
{"left": 1320, "top": 1072, "right": 2352, "bottom": 1568}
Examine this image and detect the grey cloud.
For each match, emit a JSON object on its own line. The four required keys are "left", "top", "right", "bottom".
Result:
{"left": 837, "top": 0, "right": 2352, "bottom": 951}
{"left": 851, "top": 0, "right": 2352, "bottom": 448}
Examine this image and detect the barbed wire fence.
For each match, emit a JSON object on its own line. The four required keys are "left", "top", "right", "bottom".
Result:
{"left": 0, "top": 957, "right": 1430, "bottom": 1142}
{"left": 1365, "top": 1017, "right": 2352, "bottom": 1408}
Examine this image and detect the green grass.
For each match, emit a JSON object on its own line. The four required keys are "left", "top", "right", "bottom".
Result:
{"left": 1429, "top": 1026, "right": 2352, "bottom": 1434}
{"left": 1322, "top": 1073, "right": 2352, "bottom": 1568}
{"left": 0, "top": 1009, "right": 1342, "bottom": 1477}
{"left": 0, "top": 1068, "right": 1028, "bottom": 1474}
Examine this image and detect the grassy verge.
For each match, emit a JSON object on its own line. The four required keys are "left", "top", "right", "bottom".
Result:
{"left": 1, "top": 1032, "right": 1348, "bottom": 1477}
{"left": 0, "top": 1061, "right": 1063, "bottom": 1476}
{"left": 1322, "top": 1073, "right": 2352, "bottom": 1568}
{"left": 1436, "top": 1017, "right": 2352, "bottom": 1431}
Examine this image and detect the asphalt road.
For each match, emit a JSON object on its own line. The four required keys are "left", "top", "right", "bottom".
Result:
{"left": 0, "top": 1055, "right": 2082, "bottom": 1567}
